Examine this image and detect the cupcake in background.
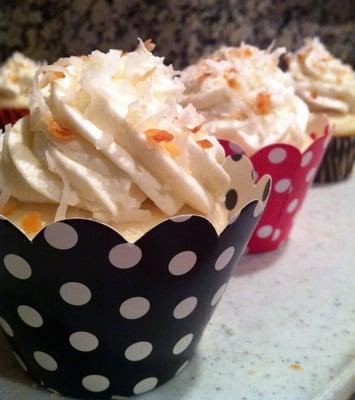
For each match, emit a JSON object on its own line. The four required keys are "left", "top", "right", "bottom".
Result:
{"left": 0, "top": 52, "right": 42, "bottom": 129}
{"left": 289, "top": 37, "right": 355, "bottom": 182}
{"left": 181, "top": 44, "right": 330, "bottom": 253}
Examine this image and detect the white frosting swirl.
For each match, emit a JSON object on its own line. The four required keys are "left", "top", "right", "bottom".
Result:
{"left": 0, "top": 52, "right": 42, "bottom": 109}
{"left": 0, "top": 41, "right": 230, "bottom": 224}
{"left": 182, "top": 44, "right": 311, "bottom": 155}
{"left": 289, "top": 38, "right": 355, "bottom": 115}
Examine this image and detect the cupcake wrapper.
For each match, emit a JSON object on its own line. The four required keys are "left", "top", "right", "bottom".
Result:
{"left": 314, "top": 135, "right": 355, "bottom": 183}
{"left": 0, "top": 156, "right": 270, "bottom": 398}
{"left": 0, "top": 108, "right": 29, "bottom": 130}
{"left": 220, "top": 116, "right": 330, "bottom": 253}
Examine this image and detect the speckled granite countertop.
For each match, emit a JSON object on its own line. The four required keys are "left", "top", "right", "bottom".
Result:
{"left": 0, "top": 176, "right": 354, "bottom": 399}
{"left": 0, "top": 0, "right": 354, "bottom": 68}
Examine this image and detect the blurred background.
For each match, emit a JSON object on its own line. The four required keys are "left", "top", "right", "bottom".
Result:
{"left": 0, "top": 0, "right": 354, "bottom": 68}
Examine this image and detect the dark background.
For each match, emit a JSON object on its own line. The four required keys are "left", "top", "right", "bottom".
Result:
{"left": 0, "top": 0, "right": 354, "bottom": 69}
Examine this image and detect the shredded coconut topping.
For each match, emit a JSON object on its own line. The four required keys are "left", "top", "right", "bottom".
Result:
{"left": 182, "top": 43, "right": 311, "bottom": 155}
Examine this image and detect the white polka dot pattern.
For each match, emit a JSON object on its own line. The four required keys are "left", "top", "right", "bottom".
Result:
{"left": 301, "top": 151, "right": 313, "bottom": 167}
{"left": 253, "top": 202, "right": 264, "bottom": 218}
{"left": 0, "top": 316, "right": 14, "bottom": 337}
{"left": 69, "top": 332, "right": 99, "bottom": 352}
{"left": 172, "top": 333, "right": 194, "bottom": 355}
{"left": 306, "top": 167, "right": 317, "bottom": 183}
{"left": 256, "top": 225, "right": 273, "bottom": 239}
{"left": 272, "top": 229, "right": 281, "bottom": 242}
{"left": 109, "top": 243, "right": 142, "bottom": 269}
{"left": 82, "top": 375, "right": 110, "bottom": 392}
{"left": 34, "top": 351, "right": 58, "bottom": 371}
{"left": 0, "top": 198, "right": 260, "bottom": 396}
{"left": 274, "top": 178, "right": 291, "bottom": 193}
{"left": 3, "top": 254, "right": 32, "bottom": 279}
{"left": 133, "top": 377, "right": 158, "bottom": 395}
{"left": 211, "top": 283, "right": 228, "bottom": 306}
{"left": 168, "top": 251, "right": 197, "bottom": 276}
{"left": 287, "top": 199, "right": 299, "bottom": 214}
{"left": 119, "top": 297, "right": 150, "bottom": 320}
{"left": 17, "top": 305, "right": 43, "bottom": 328}
{"left": 60, "top": 282, "right": 92, "bottom": 306}
{"left": 268, "top": 148, "right": 287, "bottom": 164}
{"left": 44, "top": 222, "right": 78, "bottom": 250}
{"left": 124, "top": 341, "right": 153, "bottom": 361}
{"left": 215, "top": 247, "right": 235, "bottom": 271}
{"left": 173, "top": 297, "right": 198, "bottom": 319}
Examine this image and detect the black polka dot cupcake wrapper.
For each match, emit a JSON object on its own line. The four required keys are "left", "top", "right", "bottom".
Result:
{"left": 314, "top": 135, "right": 355, "bottom": 183}
{"left": 0, "top": 156, "right": 269, "bottom": 398}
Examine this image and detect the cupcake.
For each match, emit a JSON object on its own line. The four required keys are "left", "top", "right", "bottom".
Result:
{"left": 0, "top": 52, "right": 42, "bottom": 130}
{"left": 182, "top": 44, "right": 330, "bottom": 253}
{"left": 289, "top": 37, "right": 355, "bottom": 182}
{"left": 0, "top": 40, "right": 269, "bottom": 398}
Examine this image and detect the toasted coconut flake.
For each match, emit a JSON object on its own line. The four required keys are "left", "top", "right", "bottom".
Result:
{"left": 255, "top": 92, "right": 271, "bottom": 115}
{"left": 47, "top": 120, "right": 76, "bottom": 141}
{"left": 21, "top": 211, "right": 42, "bottom": 235}
{"left": 190, "top": 125, "right": 202, "bottom": 133}
{"left": 144, "top": 129, "right": 174, "bottom": 143}
{"left": 162, "top": 141, "right": 180, "bottom": 157}
{"left": 0, "top": 198, "right": 17, "bottom": 216}
{"left": 197, "top": 139, "right": 213, "bottom": 149}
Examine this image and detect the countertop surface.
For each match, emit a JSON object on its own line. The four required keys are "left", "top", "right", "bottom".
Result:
{"left": 0, "top": 176, "right": 354, "bottom": 400}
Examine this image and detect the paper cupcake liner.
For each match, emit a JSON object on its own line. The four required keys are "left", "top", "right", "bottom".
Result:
{"left": 220, "top": 115, "right": 331, "bottom": 253}
{"left": 0, "top": 108, "right": 29, "bottom": 130}
{"left": 314, "top": 135, "right": 355, "bottom": 183}
{"left": 0, "top": 156, "right": 270, "bottom": 399}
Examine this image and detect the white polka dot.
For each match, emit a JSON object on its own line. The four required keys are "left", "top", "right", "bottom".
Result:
{"left": 301, "top": 151, "right": 313, "bottom": 167}
{"left": 173, "top": 297, "right": 198, "bottom": 319}
{"left": 82, "top": 375, "right": 110, "bottom": 392}
{"left": 170, "top": 215, "right": 191, "bottom": 223}
{"left": 268, "top": 148, "right": 287, "bottom": 164}
{"left": 306, "top": 167, "right": 317, "bottom": 183}
{"left": 109, "top": 243, "right": 142, "bottom": 269}
{"left": 133, "top": 377, "right": 158, "bottom": 395}
{"left": 272, "top": 229, "right": 281, "bottom": 242}
{"left": 69, "top": 332, "right": 99, "bottom": 352}
{"left": 34, "top": 351, "right": 58, "bottom": 371}
{"left": 3, "top": 254, "right": 32, "bottom": 280}
{"left": 168, "top": 251, "right": 197, "bottom": 276}
{"left": 13, "top": 353, "right": 27, "bottom": 372}
{"left": 119, "top": 297, "right": 150, "bottom": 320}
{"left": 124, "top": 341, "right": 153, "bottom": 361}
{"left": 228, "top": 212, "right": 240, "bottom": 225}
{"left": 172, "top": 333, "right": 194, "bottom": 355}
{"left": 175, "top": 360, "right": 190, "bottom": 376}
{"left": 287, "top": 198, "right": 299, "bottom": 214}
{"left": 44, "top": 222, "right": 78, "bottom": 250}
{"left": 215, "top": 247, "right": 235, "bottom": 271}
{"left": 0, "top": 316, "right": 14, "bottom": 337}
{"left": 211, "top": 283, "right": 228, "bottom": 306}
{"left": 253, "top": 201, "right": 264, "bottom": 218}
{"left": 256, "top": 225, "right": 273, "bottom": 239}
{"left": 274, "top": 178, "right": 291, "bottom": 193}
{"left": 60, "top": 282, "right": 91, "bottom": 306}
{"left": 111, "top": 396, "right": 128, "bottom": 400}
{"left": 17, "top": 305, "right": 43, "bottom": 328}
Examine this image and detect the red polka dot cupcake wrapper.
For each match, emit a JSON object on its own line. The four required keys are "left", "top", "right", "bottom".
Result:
{"left": 220, "top": 115, "right": 331, "bottom": 253}
{"left": 0, "top": 108, "right": 29, "bottom": 130}
{"left": 0, "top": 155, "right": 270, "bottom": 398}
